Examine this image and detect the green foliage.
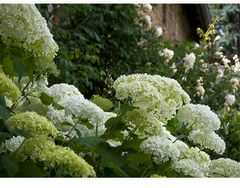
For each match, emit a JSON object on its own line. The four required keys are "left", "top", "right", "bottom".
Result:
{"left": 0, "top": 37, "right": 58, "bottom": 82}
{"left": 0, "top": 96, "right": 10, "bottom": 121}
{"left": 37, "top": 4, "right": 165, "bottom": 98}
{"left": 90, "top": 95, "right": 114, "bottom": 111}
{"left": 2, "top": 4, "right": 240, "bottom": 178}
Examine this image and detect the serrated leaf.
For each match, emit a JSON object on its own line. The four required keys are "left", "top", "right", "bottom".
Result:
{"left": 39, "top": 92, "right": 54, "bottom": 106}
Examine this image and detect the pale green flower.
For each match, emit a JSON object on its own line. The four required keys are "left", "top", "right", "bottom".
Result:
{"left": 140, "top": 135, "right": 180, "bottom": 163}
{"left": 0, "top": 69, "right": 21, "bottom": 101}
{"left": 0, "top": 4, "right": 58, "bottom": 60}
{"left": 6, "top": 111, "right": 58, "bottom": 138}
{"left": 177, "top": 104, "right": 221, "bottom": 132}
{"left": 209, "top": 158, "right": 240, "bottom": 177}
{"left": 123, "top": 109, "right": 173, "bottom": 139}
{"left": 188, "top": 130, "right": 226, "bottom": 155}
{"left": 172, "top": 159, "right": 205, "bottom": 177}
{"left": 17, "top": 136, "right": 96, "bottom": 177}
{"left": 59, "top": 96, "right": 107, "bottom": 136}
{"left": 172, "top": 142, "right": 211, "bottom": 177}
{"left": 113, "top": 74, "right": 190, "bottom": 123}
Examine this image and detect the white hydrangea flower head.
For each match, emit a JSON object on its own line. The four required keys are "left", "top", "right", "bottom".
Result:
{"left": 173, "top": 140, "right": 189, "bottom": 152}
{"left": 113, "top": 74, "right": 190, "bottom": 123}
{"left": 177, "top": 104, "right": 221, "bottom": 132}
{"left": 0, "top": 4, "right": 58, "bottom": 60}
{"left": 58, "top": 96, "right": 107, "bottom": 136}
{"left": 46, "top": 106, "right": 74, "bottom": 131}
{"left": 48, "top": 83, "right": 84, "bottom": 102}
{"left": 0, "top": 136, "right": 25, "bottom": 154}
{"left": 209, "top": 158, "right": 240, "bottom": 177}
{"left": 155, "top": 27, "right": 163, "bottom": 37}
{"left": 140, "top": 135, "right": 180, "bottom": 163}
{"left": 224, "top": 94, "right": 236, "bottom": 106}
{"left": 172, "top": 159, "right": 205, "bottom": 177}
{"left": 188, "top": 130, "right": 226, "bottom": 155}
{"left": 183, "top": 53, "right": 196, "bottom": 72}
{"left": 124, "top": 109, "right": 175, "bottom": 139}
{"left": 172, "top": 146, "right": 210, "bottom": 177}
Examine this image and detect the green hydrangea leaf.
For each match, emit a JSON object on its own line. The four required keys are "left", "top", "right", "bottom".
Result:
{"left": 39, "top": 92, "right": 54, "bottom": 106}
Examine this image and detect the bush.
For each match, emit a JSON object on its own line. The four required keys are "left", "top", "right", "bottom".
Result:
{"left": 1, "top": 4, "right": 240, "bottom": 177}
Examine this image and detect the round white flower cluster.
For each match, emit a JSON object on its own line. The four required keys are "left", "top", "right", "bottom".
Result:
{"left": 140, "top": 135, "right": 180, "bottom": 163}
{"left": 47, "top": 83, "right": 84, "bottom": 102}
{"left": 0, "top": 136, "right": 25, "bottom": 154}
{"left": 188, "top": 130, "right": 226, "bottom": 155}
{"left": 59, "top": 96, "right": 107, "bottom": 134}
{"left": 13, "top": 79, "right": 111, "bottom": 138}
{"left": 177, "top": 104, "right": 220, "bottom": 132}
{"left": 209, "top": 158, "right": 240, "bottom": 177}
{"left": 183, "top": 53, "right": 196, "bottom": 72}
{"left": 172, "top": 143, "right": 211, "bottom": 177}
{"left": 113, "top": 74, "right": 190, "bottom": 123}
{"left": 177, "top": 104, "right": 225, "bottom": 154}
{"left": 0, "top": 4, "right": 58, "bottom": 60}
{"left": 124, "top": 109, "right": 174, "bottom": 139}
{"left": 172, "top": 159, "right": 205, "bottom": 177}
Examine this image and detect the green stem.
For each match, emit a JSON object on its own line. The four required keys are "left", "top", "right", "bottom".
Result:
{"left": 61, "top": 119, "right": 81, "bottom": 145}
{"left": 95, "top": 123, "right": 99, "bottom": 137}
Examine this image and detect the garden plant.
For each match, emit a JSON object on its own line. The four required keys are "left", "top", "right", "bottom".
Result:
{"left": 0, "top": 4, "right": 240, "bottom": 177}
